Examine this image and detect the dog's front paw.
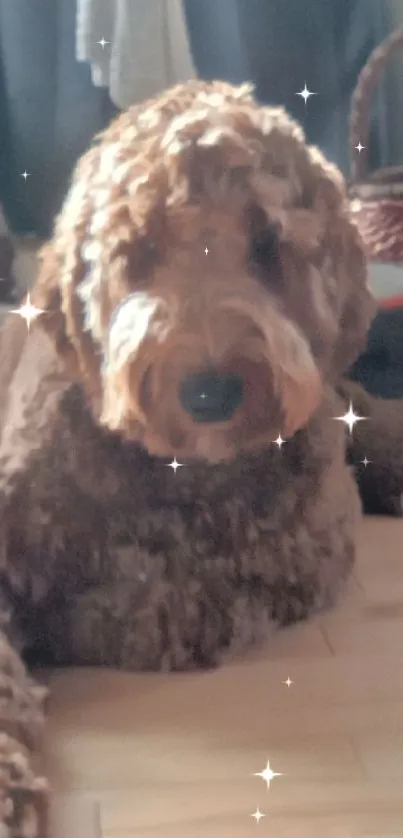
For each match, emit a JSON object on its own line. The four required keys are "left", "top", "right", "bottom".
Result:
{"left": 0, "top": 732, "right": 48, "bottom": 838}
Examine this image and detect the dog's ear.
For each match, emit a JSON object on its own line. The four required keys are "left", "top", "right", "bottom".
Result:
{"left": 33, "top": 242, "right": 77, "bottom": 374}
{"left": 307, "top": 152, "right": 376, "bottom": 378}
{"left": 329, "top": 210, "right": 376, "bottom": 377}
{"left": 31, "top": 134, "right": 109, "bottom": 396}
{"left": 33, "top": 240, "right": 102, "bottom": 397}
{"left": 31, "top": 139, "right": 106, "bottom": 396}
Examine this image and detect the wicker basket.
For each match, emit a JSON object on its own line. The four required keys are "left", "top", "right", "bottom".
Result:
{"left": 349, "top": 28, "right": 403, "bottom": 264}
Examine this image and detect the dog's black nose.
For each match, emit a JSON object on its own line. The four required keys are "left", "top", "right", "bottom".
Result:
{"left": 179, "top": 371, "right": 244, "bottom": 423}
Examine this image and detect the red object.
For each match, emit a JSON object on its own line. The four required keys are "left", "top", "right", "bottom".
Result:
{"left": 378, "top": 294, "right": 403, "bottom": 310}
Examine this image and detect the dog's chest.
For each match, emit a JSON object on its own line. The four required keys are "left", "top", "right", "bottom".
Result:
{"left": 14, "top": 384, "right": 328, "bottom": 598}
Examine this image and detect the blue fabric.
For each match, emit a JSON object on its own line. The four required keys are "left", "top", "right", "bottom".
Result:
{"left": 0, "top": 0, "right": 117, "bottom": 236}
{"left": 349, "top": 308, "right": 403, "bottom": 398}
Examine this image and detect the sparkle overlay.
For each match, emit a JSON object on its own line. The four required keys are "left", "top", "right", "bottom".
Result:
{"left": 20, "top": 171, "right": 30, "bottom": 181}
{"left": 251, "top": 808, "right": 266, "bottom": 824}
{"left": 11, "top": 293, "right": 45, "bottom": 330}
{"left": 296, "top": 84, "right": 317, "bottom": 105}
{"left": 282, "top": 677, "right": 294, "bottom": 688}
{"left": 333, "top": 402, "right": 367, "bottom": 435}
{"left": 355, "top": 142, "right": 365, "bottom": 153}
{"left": 97, "top": 38, "right": 110, "bottom": 49}
{"left": 273, "top": 434, "right": 286, "bottom": 449}
{"left": 360, "top": 456, "right": 371, "bottom": 468}
{"left": 253, "top": 759, "right": 283, "bottom": 790}
{"left": 204, "top": 247, "right": 209, "bottom": 255}
{"left": 166, "top": 458, "right": 185, "bottom": 473}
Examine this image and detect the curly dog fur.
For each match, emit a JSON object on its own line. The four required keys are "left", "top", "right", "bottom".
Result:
{"left": 0, "top": 80, "right": 402, "bottom": 835}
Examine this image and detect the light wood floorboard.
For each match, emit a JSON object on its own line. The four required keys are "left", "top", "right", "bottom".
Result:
{"left": 42, "top": 517, "right": 403, "bottom": 837}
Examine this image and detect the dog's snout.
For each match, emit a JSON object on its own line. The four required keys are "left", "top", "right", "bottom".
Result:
{"left": 179, "top": 371, "right": 244, "bottom": 423}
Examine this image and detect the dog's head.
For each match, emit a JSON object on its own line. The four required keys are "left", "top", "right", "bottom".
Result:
{"left": 34, "top": 81, "right": 375, "bottom": 462}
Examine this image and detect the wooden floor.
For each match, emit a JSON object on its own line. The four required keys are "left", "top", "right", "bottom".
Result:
{"left": 43, "top": 516, "right": 403, "bottom": 838}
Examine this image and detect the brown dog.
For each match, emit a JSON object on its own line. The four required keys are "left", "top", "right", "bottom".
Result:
{"left": 0, "top": 80, "right": 402, "bottom": 836}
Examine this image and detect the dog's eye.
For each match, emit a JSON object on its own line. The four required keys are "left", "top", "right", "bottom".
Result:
{"left": 118, "top": 237, "right": 159, "bottom": 284}
{"left": 246, "top": 205, "right": 281, "bottom": 279}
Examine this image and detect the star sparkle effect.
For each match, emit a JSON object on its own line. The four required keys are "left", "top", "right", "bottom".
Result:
{"left": 333, "top": 402, "right": 367, "bottom": 435}
{"left": 204, "top": 247, "right": 209, "bottom": 255}
{"left": 253, "top": 759, "right": 283, "bottom": 790}
{"left": 355, "top": 142, "right": 365, "bottom": 153}
{"left": 360, "top": 456, "right": 371, "bottom": 468}
{"left": 20, "top": 170, "right": 30, "bottom": 180}
{"left": 166, "top": 457, "right": 185, "bottom": 473}
{"left": 282, "top": 676, "right": 294, "bottom": 688}
{"left": 296, "top": 83, "right": 317, "bottom": 105}
{"left": 251, "top": 808, "right": 266, "bottom": 824}
{"left": 11, "top": 293, "right": 45, "bottom": 329}
{"left": 273, "top": 434, "right": 286, "bottom": 449}
{"left": 97, "top": 38, "right": 110, "bottom": 49}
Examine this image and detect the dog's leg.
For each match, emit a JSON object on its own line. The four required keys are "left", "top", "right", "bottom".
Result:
{"left": 337, "top": 378, "right": 403, "bottom": 516}
{"left": 0, "top": 319, "right": 74, "bottom": 836}
{"left": 0, "top": 588, "right": 49, "bottom": 837}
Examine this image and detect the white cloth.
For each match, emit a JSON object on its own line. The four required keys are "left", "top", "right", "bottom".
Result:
{"left": 76, "top": 0, "right": 197, "bottom": 109}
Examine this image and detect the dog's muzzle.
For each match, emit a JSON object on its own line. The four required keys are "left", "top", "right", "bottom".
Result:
{"left": 179, "top": 370, "right": 244, "bottom": 423}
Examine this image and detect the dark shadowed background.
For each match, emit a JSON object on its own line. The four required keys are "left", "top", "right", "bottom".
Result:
{"left": 0, "top": 0, "right": 402, "bottom": 236}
